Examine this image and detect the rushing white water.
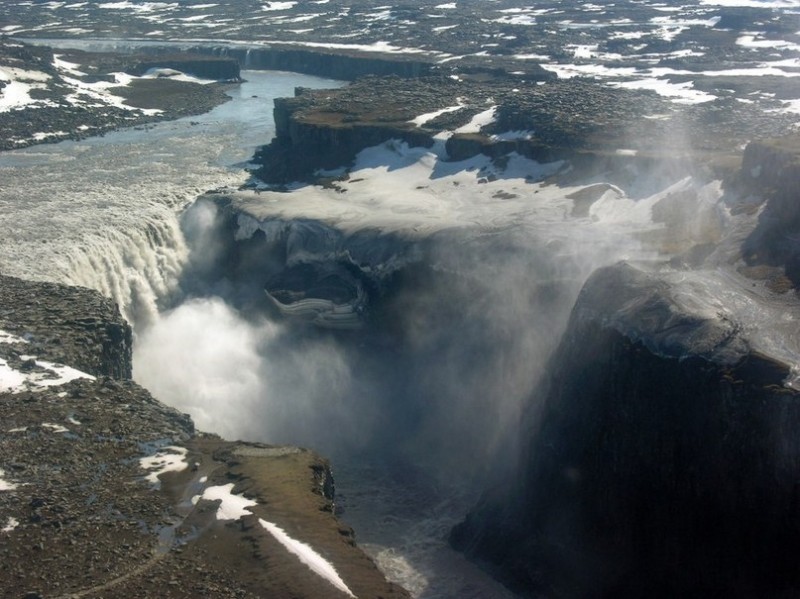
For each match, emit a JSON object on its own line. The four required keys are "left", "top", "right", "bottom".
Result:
{"left": 0, "top": 70, "right": 343, "bottom": 325}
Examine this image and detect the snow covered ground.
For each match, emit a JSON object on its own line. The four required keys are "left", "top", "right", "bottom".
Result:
{"left": 2, "top": 0, "right": 798, "bottom": 115}
{"left": 0, "top": 329, "right": 96, "bottom": 393}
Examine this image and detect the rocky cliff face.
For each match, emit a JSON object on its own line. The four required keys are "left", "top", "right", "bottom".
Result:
{"left": 196, "top": 45, "right": 436, "bottom": 81}
{"left": 0, "top": 274, "right": 408, "bottom": 599}
{"left": 451, "top": 262, "right": 800, "bottom": 598}
{"left": 0, "top": 275, "right": 132, "bottom": 379}
{"left": 739, "top": 135, "right": 800, "bottom": 289}
{"left": 132, "top": 54, "right": 241, "bottom": 81}
{"left": 251, "top": 76, "right": 683, "bottom": 185}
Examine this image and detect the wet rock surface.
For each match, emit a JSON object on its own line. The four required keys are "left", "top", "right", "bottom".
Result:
{"left": 738, "top": 135, "right": 800, "bottom": 290}
{"left": 0, "top": 275, "right": 409, "bottom": 599}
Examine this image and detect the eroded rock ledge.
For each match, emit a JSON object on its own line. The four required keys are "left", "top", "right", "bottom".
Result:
{"left": 251, "top": 74, "right": 795, "bottom": 186}
{"left": 451, "top": 262, "right": 800, "bottom": 598}
{"left": 0, "top": 274, "right": 407, "bottom": 599}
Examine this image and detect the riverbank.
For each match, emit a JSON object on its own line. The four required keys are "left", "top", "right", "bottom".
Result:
{"left": 0, "top": 39, "right": 238, "bottom": 150}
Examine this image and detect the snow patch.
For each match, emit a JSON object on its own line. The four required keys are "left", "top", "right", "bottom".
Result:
{"left": 260, "top": 519, "right": 357, "bottom": 598}
{"left": 42, "top": 422, "right": 70, "bottom": 433}
{"left": 142, "top": 68, "right": 216, "bottom": 84}
{"left": 202, "top": 483, "right": 257, "bottom": 519}
{"left": 490, "top": 130, "right": 534, "bottom": 141}
{"left": 139, "top": 445, "right": 189, "bottom": 485}
{"left": 454, "top": 106, "right": 496, "bottom": 134}
{"left": 409, "top": 102, "right": 463, "bottom": 127}
{"left": 262, "top": 1, "right": 297, "bottom": 10}
{"left": 0, "top": 330, "right": 29, "bottom": 345}
{"left": 201, "top": 483, "right": 357, "bottom": 597}
{"left": 271, "top": 40, "right": 438, "bottom": 56}
{"left": 2, "top": 517, "right": 19, "bottom": 532}
{"left": 0, "top": 469, "right": 18, "bottom": 491}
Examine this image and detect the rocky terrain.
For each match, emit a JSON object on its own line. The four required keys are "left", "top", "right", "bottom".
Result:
{"left": 0, "top": 39, "right": 239, "bottom": 150}
{"left": 3, "top": 0, "right": 798, "bottom": 118}
{"left": 450, "top": 261, "right": 800, "bottom": 598}
{"left": 250, "top": 72, "right": 795, "bottom": 185}
{"left": 0, "top": 2, "right": 799, "bottom": 598}
{"left": 0, "top": 274, "right": 408, "bottom": 599}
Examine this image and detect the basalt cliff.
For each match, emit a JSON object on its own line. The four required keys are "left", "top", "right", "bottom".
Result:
{"left": 451, "top": 137, "right": 800, "bottom": 598}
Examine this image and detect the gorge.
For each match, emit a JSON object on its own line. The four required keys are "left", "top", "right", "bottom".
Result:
{"left": 1, "top": 12, "right": 800, "bottom": 598}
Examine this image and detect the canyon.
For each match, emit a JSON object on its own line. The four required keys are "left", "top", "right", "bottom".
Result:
{"left": 1, "top": 1, "right": 800, "bottom": 595}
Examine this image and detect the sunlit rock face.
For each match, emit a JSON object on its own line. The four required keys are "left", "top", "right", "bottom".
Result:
{"left": 452, "top": 261, "right": 800, "bottom": 598}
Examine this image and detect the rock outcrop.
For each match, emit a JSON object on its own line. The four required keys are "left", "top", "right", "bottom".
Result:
{"left": 0, "top": 41, "right": 235, "bottom": 151}
{"left": 0, "top": 274, "right": 409, "bottom": 599}
{"left": 739, "top": 135, "right": 800, "bottom": 289}
{"left": 451, "top": 262, "right": 800, "bottom": 598}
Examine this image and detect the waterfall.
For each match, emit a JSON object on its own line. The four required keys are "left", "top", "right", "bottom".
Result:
{"left": 62, "top": 212, "right": 188, "bottom": 327}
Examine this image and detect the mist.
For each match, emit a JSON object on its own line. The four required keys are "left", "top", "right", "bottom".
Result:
{"left": 129, "top": 140, "right": 720, "bottom": 484}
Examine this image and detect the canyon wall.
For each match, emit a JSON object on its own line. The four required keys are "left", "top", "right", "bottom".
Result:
{"left": 451, "top": 261, "right": 800, "bottom": 598}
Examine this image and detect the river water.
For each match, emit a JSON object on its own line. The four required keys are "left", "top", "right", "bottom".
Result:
{"left": 0, "top": 70, "right": 342, "bottom": 325}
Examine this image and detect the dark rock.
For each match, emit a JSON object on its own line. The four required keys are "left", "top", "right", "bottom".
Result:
{"left": 738, "top": 135, "right": 800, "bottom": 289}
{"left": 0, "top": 274, "right": 132, "bottom": 378}
{"left": 193, "top": 44, "right": 435, "bottom": 81}
{"left": 452, "top": 262, "right": 800, "bottom": 598}
{"left": 0, "top": 275, "right": 406, "bottom": 598}
{"left": 131, "top": 54, "right": 241, "bottom": 82}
